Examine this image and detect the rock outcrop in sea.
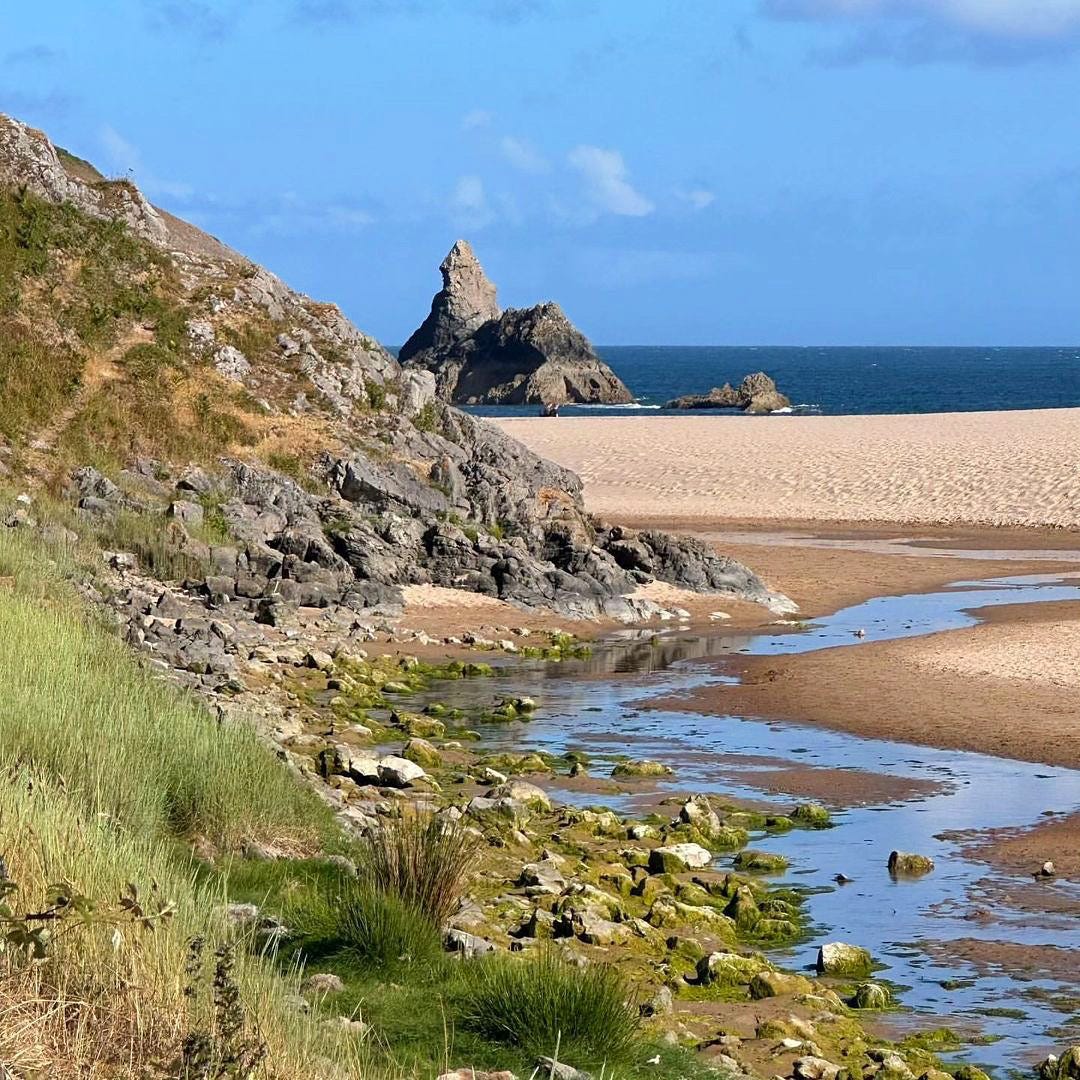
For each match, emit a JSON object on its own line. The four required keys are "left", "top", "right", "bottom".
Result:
{"left": 400, "top": 240, "right": 633, "bottom": 407}
{"left": 0, "top": 113, "right": 789, "bottom": 623}
{"left": 666, "top": 371, "right": 790, "bottom": 414}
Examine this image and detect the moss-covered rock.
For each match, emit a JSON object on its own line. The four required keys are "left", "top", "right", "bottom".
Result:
{"left": 888, "top": 850, "right": 935, "bottom": 876}
{"left": 749, "top": 970, "right": 815, "bottom": 999}
{"left": 851, "top": 981, "right": 891, "bottom": 1009}
{"left": 401, "top": 737, "right": 441, "bottom": 769}
{"left": 649, "top": 843, "right": 712, "bottom": 874}
{"left": 696, "top": 950, "right": 772, "bottom": 987}
{"left": 817, "top": 941, "right": 873, "bottom": 977}
{"left": 792, "top": 802, "right": 832, "bottom": 827}
{"left": 732, "top": 849, "right": 789, "bottom": 873}
{"left": 611, "top": 758, "right": 673, "bottom": 778}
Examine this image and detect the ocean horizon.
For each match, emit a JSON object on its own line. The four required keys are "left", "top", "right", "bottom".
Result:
{"left": 414, "top": 344, "right": 1080, "bottom": 417}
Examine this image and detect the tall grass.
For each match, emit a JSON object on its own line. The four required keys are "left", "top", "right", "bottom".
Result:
{"left": 0, "top": 525, "right": 365, "bottom": 1077}
{"left": 354, "top": 812, "right": 480, "bottom": 927}
{"left": 0, "top": 527, "right": 327, "bottom": 851}
{"left": 458, "top": 951, "right": 641, "bottom": 1069}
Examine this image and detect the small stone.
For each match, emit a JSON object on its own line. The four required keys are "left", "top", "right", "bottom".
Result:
{"left": 793, "top": 1056, "right": 841, "bottom": 1080}
{"left": 402, "top": 737, "right": 441, "bottom": 769}
{"left": 303, "top": 972, "right": 344, "bottom": 995}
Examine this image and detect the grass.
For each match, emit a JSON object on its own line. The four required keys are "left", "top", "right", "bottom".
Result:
{"left": 457, "top": 950, "right": 642, "bottom": 1069}
{"left": 301, "top": 882, "right": 444, "bottom": 974}
{"left": 354, "top": 812, "right": 481, "bottom": 927}
{"left": 0, "top": 526, "right": 370, "bottom": 1077}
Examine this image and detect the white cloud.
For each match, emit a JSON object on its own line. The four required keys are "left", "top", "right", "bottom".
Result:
{"left": 567, "top": 145, "right": 654, "bottom": 218}
{"left": 763, "top": 0, "right": 1080, "bottom": 37}
{"left": 449, "top": 174, "right": 495, "bottom": 228}
{"left": 99, "top": 125, "right": 194, "bottom": 200}
{"left": 461, "top": 108, "right": 494, "bottom": 131}
{"left": 499, "top": 135, "right": 549, "bottom": 173}
{"left": 677, "top": 188, "right": 716, "bottom": 211}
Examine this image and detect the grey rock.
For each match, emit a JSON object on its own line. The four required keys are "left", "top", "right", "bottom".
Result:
{"left": 401, "top": 241, "right": 631, "bottom": 407}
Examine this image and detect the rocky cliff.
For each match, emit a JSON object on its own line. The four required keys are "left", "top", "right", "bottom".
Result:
{"left": 0, "top": 113, "right": 790, "bottom": 628}
{"left": 400, "top": 240, "right": 633, "bottom": 407}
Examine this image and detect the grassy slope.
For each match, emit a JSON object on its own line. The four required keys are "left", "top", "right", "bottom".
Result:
{"left": 0, "top": 526, "right": 358, "bottom": 1078}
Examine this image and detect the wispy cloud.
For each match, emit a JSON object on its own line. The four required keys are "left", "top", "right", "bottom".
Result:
{"left": 449, "top": 174, "right": 495, "bottom": 229}
{"left": 144, "top": 0, "right": 239, "bottom": 41}
{"left": 676, "top": 188, "right": 716, "bottom": 211}
{"left": 760, "top": 0, "right": 1080, "bottom": 63}
{"left": 461, "top": 108, "right": 494, "bottom": 131}
{"left": 0, "top": 88, "right": 76, "bottom": 120}
{"left": 99, "top": 125, "right": 194, "bottom": 200}
{"left": 499, "top": 135, "right": 549, "bottom": 174}
{"left": 4, "top": 44, "right": 62, "bottom": 66}
{"left": 567, "top": 145, "right": 654, "bottom": 218}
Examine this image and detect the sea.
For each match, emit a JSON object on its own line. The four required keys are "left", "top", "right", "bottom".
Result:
{"left": 448, "top": 345, "right": 1080, "bottom": 417}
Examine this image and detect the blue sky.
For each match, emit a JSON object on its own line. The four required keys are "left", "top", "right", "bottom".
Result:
{"left": 2, "top": 0, "right": 1079, "bottom": 345}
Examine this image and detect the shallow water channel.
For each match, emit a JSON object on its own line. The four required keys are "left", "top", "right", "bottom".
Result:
{"left": 414, "top": 574, "right": 1080, "bottom": 1070}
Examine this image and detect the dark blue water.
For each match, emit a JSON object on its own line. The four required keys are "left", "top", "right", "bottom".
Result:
{"left": 451, "top": 346, "right": 1080, "bottom": 417}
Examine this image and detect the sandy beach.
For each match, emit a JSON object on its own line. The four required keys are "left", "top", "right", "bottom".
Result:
{"left": 498, "top": 409, "right": 1080, "bottom": 528}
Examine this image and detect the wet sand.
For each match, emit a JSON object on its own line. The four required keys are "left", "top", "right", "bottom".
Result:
{"left": 652, "top": 597, "right": 1080, "bottom": 771}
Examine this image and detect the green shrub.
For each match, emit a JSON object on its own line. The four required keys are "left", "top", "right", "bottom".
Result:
{"left": 355, "top": 811, "right": 479, "bottom": 926}
{"left": 458, "top": 950, "right": 641, "bottom": 1067}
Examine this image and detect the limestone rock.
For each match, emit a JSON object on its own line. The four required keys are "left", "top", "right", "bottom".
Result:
{"left": 649, "top": 843, "right": 713, "bottom": 874}
{"left": 401, "top": 241, "right": 632, "bottom": 407}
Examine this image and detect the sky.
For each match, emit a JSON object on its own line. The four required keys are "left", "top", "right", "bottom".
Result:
{"left": 2, "top": 0, "right": 1079, "bottom": 346}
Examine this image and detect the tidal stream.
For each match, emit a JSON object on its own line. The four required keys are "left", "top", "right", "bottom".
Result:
{"left": 414, "top": 574, "right": 1080, "bottom": 1070}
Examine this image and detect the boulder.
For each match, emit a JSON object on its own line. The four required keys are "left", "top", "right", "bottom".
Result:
{"left": 402, "top": 737, "right": 442, "bottom": 769}
{"left": 791, "top": 802, "right": 832, "bottom": 827}
{"left": 376, "top": 755, "right": 427, "bottom": 788}
{"left": 749, "top": 970, "right": 815, "bottom": 999}
{"left": 851, "top": 981, "right": 891, "bottom": 1009}
{"left": 488, "top": 779, "right": 551, "bottom": 811}
{"left": 732, "top": 850, "right": 789, "bottom": 874}
{"left": 888, "top": 850, "right": 935, "bottom": 876}
{"left": 695, "top": 950, "right": 771, "bottom": 987}
{"left": 611, "top": 759, "right": 672, "bottom": 779}
{"left": 649, "top": 843, "right": 713, "bottom": 874}
{"left": 816, "top": 941, "right": 873, "bottom": 977}
{"left": 793, "top": 1057, "right": 842, "bottom": 1080}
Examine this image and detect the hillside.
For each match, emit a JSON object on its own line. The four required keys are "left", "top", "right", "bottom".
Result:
{"left": 0, "top": 113, "right": 787, "bottom": 622}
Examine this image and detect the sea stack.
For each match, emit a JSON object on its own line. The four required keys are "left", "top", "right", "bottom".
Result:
{"left": 665, "top": 372, "right": 790, "bottom": 414}
{"left": 400, "top": 240, "right": 633, "bottom": 408}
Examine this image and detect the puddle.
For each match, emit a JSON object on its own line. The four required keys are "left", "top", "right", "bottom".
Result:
{"left": 412, "top": 574, "right": 1080, "bottom": 1069}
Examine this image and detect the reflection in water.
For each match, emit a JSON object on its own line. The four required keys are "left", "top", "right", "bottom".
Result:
{"left": 412, "top": 575, "right": 1080, "bottom": 1067}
